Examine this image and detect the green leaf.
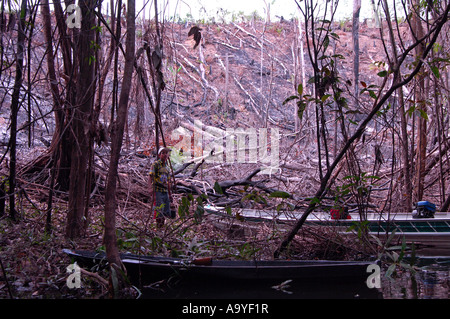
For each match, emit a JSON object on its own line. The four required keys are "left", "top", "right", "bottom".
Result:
{"left": 276, "top": 203, "right": 283, "bottom": 212}
{"left": 386, "top": 245, "right": 404, "bottom": 251}
{"left": 194, "top": 204, "right": 204, "bottom": 223}
{"left": 430, "top": 65, "right": 440, "bottom": 78}
{"left": 392, "top": 251, "right": 399, "bottom": 262}
{"left": 297, "top": 100, "right": 307, "bottom": 120}
{"left": 321, "top": 94, "right": 331, "bottom": 103}
{"left": 377, "top": 70, "right": 388, "bottom": 77}
{"left": 297, "top": 84, "right": 303, "bottom": 96}
{"left": 330, "top": 32, "right": 340, "bottom": 40}
{"left": 418, "top": 108, "right": 429, "bottom": 120}
{"left": 331, "top": 53, "right": 345, "bottom": 59}
{"left": 310, "top": 197, "right": 321, "bottom": 205}
{"left": 269, "top": 191, "right": 291, "bottom": 199}
{"left": 385, "top": 264, "right": 397, "bottom": 278}
{"left": 346, "top": 223, "right": 357, "bottom": 232}
{"left": 178, "top": 196, "right": 190, "bottom": 218}
{"left": 283, "top": 95, "right": 299, "bottom": 105}
{"left": 385, "top": 229, "right": 397, "bottom": 246}
{"left": 406, "top": 105, "right": 415, "bottom": 117}
{"left": 323, "top": 35, "right": 330, "bottom": 51}
{"left": 369, "top": 233, "right": 383, "bottom": 247}
{"left": 213, "top": 181, "right": 224, "bottom": 194}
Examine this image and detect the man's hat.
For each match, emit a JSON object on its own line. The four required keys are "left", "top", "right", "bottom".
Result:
{"left": 158, "top": 147, "right": 171, "bottom": 155}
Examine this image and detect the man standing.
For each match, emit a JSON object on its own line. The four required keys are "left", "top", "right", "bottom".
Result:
{"left": 149, "top": 147, "right": 174, "bottom": 228}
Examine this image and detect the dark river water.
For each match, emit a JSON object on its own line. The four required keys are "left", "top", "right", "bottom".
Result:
{"left": 141, "top": 255, "right": 449, "bottom": 300}
{"left": 380, "top": 256, "right": 450, "bottom": 299}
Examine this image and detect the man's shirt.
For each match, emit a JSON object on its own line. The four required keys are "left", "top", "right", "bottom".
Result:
{"left": 150, "top": 159, "right": 169, "bottom": 193}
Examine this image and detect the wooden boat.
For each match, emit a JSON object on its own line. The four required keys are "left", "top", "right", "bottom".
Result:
{"left": 204, "top": 205, "right": 450, "bottom": 248}
{"left": 63, "top": 249, "right": 376, "bottom": 285}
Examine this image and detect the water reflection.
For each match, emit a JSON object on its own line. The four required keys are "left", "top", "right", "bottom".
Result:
{"left": 136, "top": 255, "right": 450, "bottom": 299}
{"left": 381, "top": 258, "right": 450, "bottom": 299}
{"left": 142, "top": 277, "right": 382, "bottom": 299}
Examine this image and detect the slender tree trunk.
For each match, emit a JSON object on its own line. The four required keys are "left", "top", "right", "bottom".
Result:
{"left": 42, "top": 0, "right": 62, "bottom": 232}
{"left": 294, "top": 14, "right": 306, "bottom": 132}
{"left": 352, "top": 0, "right": 361, "bottom": 108}
{"left": 111, "top": 0, "right": 122, "bottom": 128}
{"left": 95, "top": 8, "right": 116, "bottom": 125}
{"left": 26, "top": 5, "right": 36, "bottom": 148}
{"left": 53, "top": 0, "right": 75, "bottom": 191}
{"left": 381, "top": 0, "right": 412, "bottom": 211}
{"left": 42, "top": 0, "right": 62, "bottom": 124}
{"left": 66, "top": 0, "right": 97, "bottom": 238}
{"left": 104, "top": 0, "right": 135, "bottom": 270}
{"left": 412, "top": 0, "right": 427, "bottom": 202}
{"left": 224, "top": 53, "right": 229, "bottom": 114}
{"left": 8, "top": 0, "right": 27, "bottom": 220}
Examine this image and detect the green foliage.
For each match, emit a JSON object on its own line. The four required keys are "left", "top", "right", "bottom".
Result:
{"left": 176, "top": 192, "right": 207, "bottom": 223}
{"left": 341, "top": 172, "right": 380, "bottom": 198}
{"left": 194, "top": 194, "right": 207, "bottom": 223}
{"left": 310, "top": 196, "right": 321, "bottom": 206}
{"left": 371, "top": 230, "right": 418, "bottom": 280}
{"left": 346, "top": 220, "right": 370, "bottom": 238}
{"left": 213, "top": 182, "right": 224, "bottom": 195}
{"left": 178, "top": 194, "right": 193, "bottom": 218}
{"left": 268, "top": 191, "right": 291, "bottom": 199}
{"left": 360, "top": 81, "right": 379, "bottom": 100}
{"left": 283, "top": 84, "right": 310, "bottom": 120}
{"left": 237, "top": 242, "right": 261, "bottom": 260}
{"left": 184, "top": 237, "right": 210, "bottom": 257}
{"left": 242, "top": 190, "right": 267, "bottom": 207}
{"left": 168, "top": 64, "right": 182, "bottom": 76}
{"left": 116, "top": 229, "right": 140, "bottom": 251}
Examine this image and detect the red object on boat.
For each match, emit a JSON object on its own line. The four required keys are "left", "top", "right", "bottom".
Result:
{"left": 330, "top": 208, "right": 351, "bottom": 220}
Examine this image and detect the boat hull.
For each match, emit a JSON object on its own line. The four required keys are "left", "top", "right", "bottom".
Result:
{"left": 305, "top": 215, "right": 450, "bottom": 248}
{"left": 63, "top": 249, "right": 375, "bottom": 285}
